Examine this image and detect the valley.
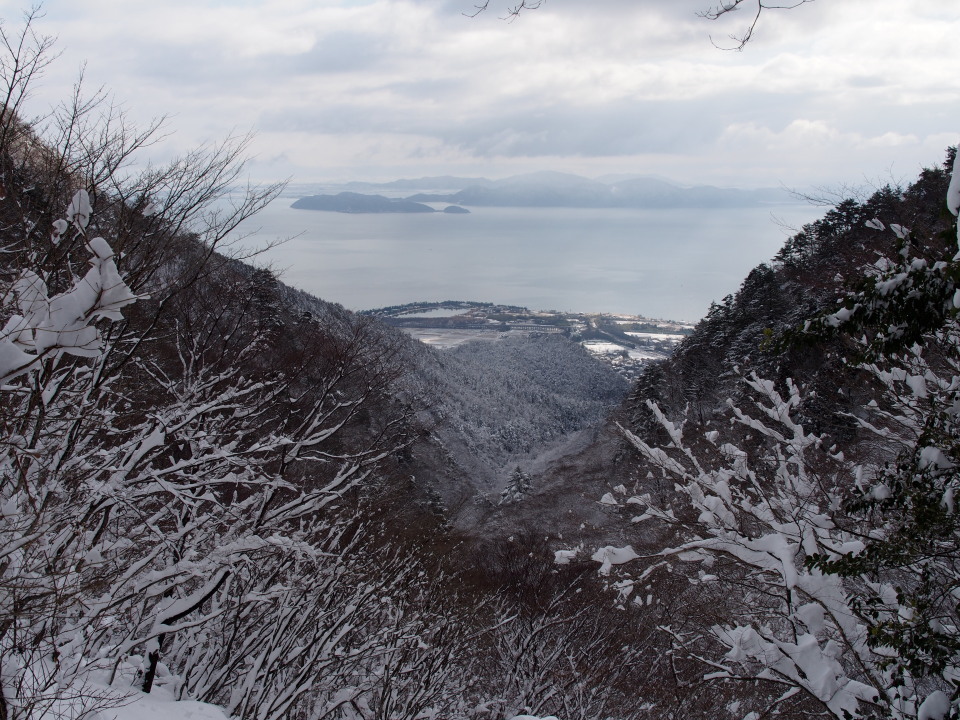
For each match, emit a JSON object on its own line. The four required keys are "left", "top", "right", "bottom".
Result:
{"left": 3, "top": 4, "right": 958, "bottom": 720}
{"left": 7, "top": 102, "right": 960, "bottom": 719}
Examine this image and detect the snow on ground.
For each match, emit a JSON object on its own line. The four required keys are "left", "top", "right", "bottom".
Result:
{"left": 581, "top": 341, "right": 625, "bottom": 354}
{"left": 35, "top": 657, "right": 231, "bottom": 720}
{"left": 404, "top": 328, "right": 668, "bottom": 363}
{"left": 40, "top": 686, "right": 230, "bottom": 720}
{"left": 613, "top": 318, "right": 693, "bottom": 330}
{"left": 401, "top": 327, "right": 505, "bottom": 348}
{"left": 625, "top": 348, "right": 664, "bottom": 360}
{"left": 50, "top": 686, "right": 562, "bottom": 720}
{"left": 103, "top": 690, "right": 231, "bottom": 720}
{"left": 50, "top": 684, "right": 558, "bottom": 720}
{"left": 581, "top": 341, "right": 663, "bottom": 360}
{"left": 397, "top": 308, "right": 470, "bottom": 318}
{"left": 623, "top": 331, "right": 686, "bottom": 342}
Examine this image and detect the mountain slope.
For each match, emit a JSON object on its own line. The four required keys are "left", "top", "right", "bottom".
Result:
{"left": 405, "top": 172, "right": 796, "bottom": 208}
{"left": 396, "top": 332, "right": 629, "bottom": 528}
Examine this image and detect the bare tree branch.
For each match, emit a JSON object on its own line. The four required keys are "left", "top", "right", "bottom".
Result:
{"left": 699, "top": 0, "right": 816, "bottom": 50}
{"left": 467, "top": 0, "right": 817, "bottom": 48}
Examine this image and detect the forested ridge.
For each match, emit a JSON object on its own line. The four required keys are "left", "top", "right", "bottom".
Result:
{"left": 4, "top": 12, "right": 960, "bottom": 720}
{"left": 607, "top": 151, "right": 960, "bottom": 719}
{"left": 629, "top": 154, "right": 956, "bottom": 441}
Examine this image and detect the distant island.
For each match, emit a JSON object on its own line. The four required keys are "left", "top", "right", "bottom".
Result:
{"left": 292, "top": 192, "right": 473, "bottom": 215}
{"left": 292, "top": 171, "right": 802, "bottom": 212}
{"left": 292, "top": 192, "right": 435, "bottom": 213}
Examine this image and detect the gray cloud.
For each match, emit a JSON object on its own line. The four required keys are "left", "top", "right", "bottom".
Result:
{"left": 3, "top": 0, "right": 956, "bottom": 187}
{"left": 282, "top": 31, "right": 395, "bottom": 74}
{"left": 846, "top": 75, "right": 887, "bottom": 89}
{"left": 260, "top": 84, "right": 821, "bottom": 161}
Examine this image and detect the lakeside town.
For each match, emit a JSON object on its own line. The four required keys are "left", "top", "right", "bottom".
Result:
{"left": 363, "top": 301, "right": 694, "bottom": 380}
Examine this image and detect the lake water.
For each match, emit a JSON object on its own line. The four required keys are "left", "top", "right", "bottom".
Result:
{"left": 232, "top": 199, "right": 825, "bottom": 323}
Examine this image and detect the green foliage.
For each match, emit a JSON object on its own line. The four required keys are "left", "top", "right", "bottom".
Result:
{"left": 811, "top": 442, "right": 960, "bottom": 682}
{"left": 620, "top": 149, "right": 960, "bottom": 718}
{"left": 801, "top": 228, "right": 960, "bottom": 362}
{"left": 797, "top": 150, "right": 960, "bottom": 697}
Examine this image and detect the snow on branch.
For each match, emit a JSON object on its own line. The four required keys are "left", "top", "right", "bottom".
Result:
{"left": 1, "top": 190, "right": 139, "bottom": 382}
{"left": 615, "top": 374, "right": 896, "bottom": 718}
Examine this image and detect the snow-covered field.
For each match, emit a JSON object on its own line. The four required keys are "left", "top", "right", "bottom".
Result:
{"left": 581, "top": 341, "right": 664, "bottom": 361}
{"left": 401, "top": 327, "right": 506, "bottom": 348}
{"left": 623, "top": 331, "right": 687, "bottom": 342}
{"left": 397, "top": 308, "right": 470, "bottom": 319}
{"left": 403, "top": 328, "right": 670, "bottom": 361}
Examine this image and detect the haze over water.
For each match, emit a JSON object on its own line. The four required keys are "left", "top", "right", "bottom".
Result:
{"left": 238, "top": 199, "right": 825, "bottom": 322}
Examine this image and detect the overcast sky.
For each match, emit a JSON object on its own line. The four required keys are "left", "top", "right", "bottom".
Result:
{"left": 3, "top": 0, "right": 958, "bottom": 188}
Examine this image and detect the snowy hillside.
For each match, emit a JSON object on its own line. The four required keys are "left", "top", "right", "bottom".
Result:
{"left": 398, "top": 332, "right": 629, "bottom": 527}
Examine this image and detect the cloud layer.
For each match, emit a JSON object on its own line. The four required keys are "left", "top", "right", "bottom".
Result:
{"left": 4, "top": 0, "right": 958, "bottom": 186}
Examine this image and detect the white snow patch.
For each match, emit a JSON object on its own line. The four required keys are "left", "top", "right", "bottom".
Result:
{"left": 401, "top": 328, "right": 503, "bottom": 348}
{"left": 592, "top": 545, "right": 640, "bottom": 575}
{"left": 919, "top": 446, "right": 954, "bottom": 471}
{"left": 906, "top": 374, "right": 928, "bottom": 398}
{"left": 623, "top": 332, "right": 686, "bottom": 342}
{"left": 67, "top": 189, "right": 92, "bottom": 229}
{"left": 948, "top": 151, "right": 960, "bottom": 217}
{"left": 949, "top": 149, "right": 960, "bottom": 252}
{"left": 943, "top": 486, "right": 955, "bottom": 514}
{"left": 918, "top": 690, "right": 951, "bottom": 720}
{"left": 581, "top": 341, "right": 662, "bottom": 360}
{"left": 599, "top": 492, "right": 619, "bottom": 506}
{"left": 39, "top": 685, "right": 231, "bottom": 720}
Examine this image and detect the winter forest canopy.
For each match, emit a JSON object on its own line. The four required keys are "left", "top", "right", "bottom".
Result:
{"left": 3, "top": 4, "right": 960, "bottom": 720}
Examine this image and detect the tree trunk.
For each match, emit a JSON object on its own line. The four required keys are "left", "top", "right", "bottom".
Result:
{"left": 141, "top": 634, "right": 165, "bottom": 694}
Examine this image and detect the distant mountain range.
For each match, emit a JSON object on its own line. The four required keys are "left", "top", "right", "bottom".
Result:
{"left": 292, "top": 171, "right": 799, "bottom": 212}
{"left": 292, "top": 192, "right": 470, "bottom": 214}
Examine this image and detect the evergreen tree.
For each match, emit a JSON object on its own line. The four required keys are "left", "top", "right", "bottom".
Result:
{"left": 607, "top": 149, "right": 960, "bottom": 720}
{"left": 500, "top": 466, "right": 533, "bottom": 505}
{"left": 802, "top": 149, "right": 960, "bottom": 705}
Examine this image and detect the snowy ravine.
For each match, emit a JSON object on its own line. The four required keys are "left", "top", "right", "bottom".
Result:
{"left": 397, "top": 330, "right": 630, "bottom": 528}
